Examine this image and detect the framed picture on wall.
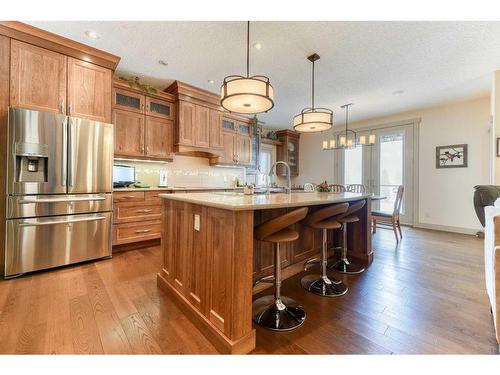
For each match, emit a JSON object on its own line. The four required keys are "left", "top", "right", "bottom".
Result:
{"left": 436, "top": 144, "right": 468, "bottom": 168}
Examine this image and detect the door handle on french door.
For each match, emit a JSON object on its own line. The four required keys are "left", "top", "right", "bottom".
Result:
{"left": 62, "top": 121, "right": 67, "bottom": 186}
{"left": 68, "top": 119, "right": 74, "bottom": 187}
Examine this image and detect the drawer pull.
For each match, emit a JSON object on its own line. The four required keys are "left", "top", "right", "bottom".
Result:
{"left": 122, "top": 195, "right": 138, "bottom": 199}
{"left": 135, "top": 229, "right": 152, "bottom": 234}
{"left": 135, "top": 209, "right": 153, "bottom": 213}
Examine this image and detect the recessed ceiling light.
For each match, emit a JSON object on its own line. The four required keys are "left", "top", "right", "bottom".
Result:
{"left": 392, "top": 90, "right": 405, "bottom": 95}
{"left": 158, "top": 60, "right": 168, "bottom": 66}
{"left": 252, "top": 42, "right": 262, "bottom": 50}
{"left": 84, "top": 30, "right": 100, "bottom": 40}
{"left": 208, "top": 79, "right": 215, "bottom": 84}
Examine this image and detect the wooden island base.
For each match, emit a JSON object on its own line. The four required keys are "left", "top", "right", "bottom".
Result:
{"left": 157, "top": 193, "right": 372, "bottom": 354}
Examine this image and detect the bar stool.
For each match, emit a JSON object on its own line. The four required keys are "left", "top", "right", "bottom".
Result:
{"left": 253, "top": 207, "right": 309, "bottom": 331}
{"left": 329, "top": 200, "right": 366, "bottom": 274}
{"left": 301, "top": 203, "right": 349, "bottom": 297}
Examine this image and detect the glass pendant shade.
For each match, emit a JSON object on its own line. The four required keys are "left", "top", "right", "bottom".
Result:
{"left": 359, "top": 135, "right": 366, "bottom": 145}
{"left": 369, "top": 134, "right": 376, "bottom": 145}
{"left": 221, "top": 76, "right": 274, "bottom": 114}
{"left": 293, "top": 109, "right": 333, "bottom": 132}
{"left": 322, "top": 140, "right": 329, "bottom": 149}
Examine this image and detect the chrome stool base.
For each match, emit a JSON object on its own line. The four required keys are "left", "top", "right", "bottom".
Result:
{"left": 301, "top": 274, "right": 348, "bottom": 297}
{"left": 329, "top": 258, "right": 365, "bottom": 274}
{"left": 252, "top": 295, "right": 306, "bottom": 331}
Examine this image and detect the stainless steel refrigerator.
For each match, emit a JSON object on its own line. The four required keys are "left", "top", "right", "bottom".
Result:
{"left": 5, "top": 107, "right": 114, "bottom": 278}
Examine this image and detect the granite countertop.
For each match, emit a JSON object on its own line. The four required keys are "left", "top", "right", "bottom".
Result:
{"left": 113, "top": 187, "right": 243, "bottom": 192}
{"left": 158, "top": 191, "right": 372, "bottom": 211}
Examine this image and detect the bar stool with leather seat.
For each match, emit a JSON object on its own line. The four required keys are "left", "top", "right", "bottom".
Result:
{"left": 252, "top": 207, "right": 309, "bottom": 331}
{"left": 329, "top": 200, "right": 366, "bottom": 274}
{"left": 301, "top": 203, "right": 350, "bottom": 297}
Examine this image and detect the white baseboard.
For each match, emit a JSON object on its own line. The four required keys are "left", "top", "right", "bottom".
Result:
{"left": 413, "top": 222, "right": 480, "bottom": 236}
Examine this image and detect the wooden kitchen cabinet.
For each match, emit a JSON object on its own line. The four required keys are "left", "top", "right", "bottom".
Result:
{"left": 113, "top": 87, "right": 145, "bottom": 113}
{"left": 146, "top": 96, "right": 173, "bottom": 120}
{"left": 194, "top": 104, "right": 210, "bottom": 147}
{"left": 112, "top": 190, "right": 165, "bottom": 247}
{"left": 10, "top": 40, "right": 113, "bottom": 123}
{"left": 145, "top": 117, "right": 174, "bottom": 159}
{"left": 218, "top": 118, "right": 252, "bottom": 166}
{"left": 209, "top": 110, "right": 223, "bottom": 149}
{"left": 276, "top": 129, "right": 300, "bottom": 177}
{"left": 113, "top": 80, "right": 175, "bottom": 161}
{"left": 113, "top": 109, "right": 145, "bottom": 157}
{"left": 178, "top": 100, "right": 195, "bottom": 146}
{"left": 236, "top": 134, "right": 252, "bottom": 165}
{"left": 222, "top": 132, "right": 236, "bottom": 163}
{"left": 10, "top": 40, "right": 67, "bottom": 114}
{"left": 67, "top": 57, "right": 112, "bottom": 123}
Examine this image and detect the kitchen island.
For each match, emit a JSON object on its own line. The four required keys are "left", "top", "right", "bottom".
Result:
{"left": 156, "top": 192, "right": 373, "bottom": 354}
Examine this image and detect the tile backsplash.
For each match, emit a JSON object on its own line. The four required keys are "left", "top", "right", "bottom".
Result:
{"left": 114, "top": 155, "right": 246, "bottom": 188}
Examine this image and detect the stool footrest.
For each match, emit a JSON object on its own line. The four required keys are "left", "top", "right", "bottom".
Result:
{"left": 303, "top": 257, "right": 320, "bottom": 271}
{"left": 253, "top": 275, "right": 275, "bottom": 287}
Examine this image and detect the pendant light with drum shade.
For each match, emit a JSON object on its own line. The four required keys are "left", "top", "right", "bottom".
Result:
{"left": 293, "top": 53, "right": 333, "bottom": 133}
{"left": 220, "top": 21, "right": 274, "bottom": 114}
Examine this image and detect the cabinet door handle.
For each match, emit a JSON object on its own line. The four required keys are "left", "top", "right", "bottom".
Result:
{"left": 135, "top": 209, "right": 153, "bottom": 213}
{"left": 68, "top": 103, "right": 72, "bottom": 115}
{"left": 146, "top": 145, "right": 149, "bottom": 154}
{"left": 59, "top": 100, "right": 65, "bottom": 114}
{"left": 135, "top": 229, "right": 152, "bottom": 234}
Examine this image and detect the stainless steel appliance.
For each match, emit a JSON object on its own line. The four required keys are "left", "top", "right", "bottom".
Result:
{"left": 5, "top": 107, "right": 114, "bottom": 278}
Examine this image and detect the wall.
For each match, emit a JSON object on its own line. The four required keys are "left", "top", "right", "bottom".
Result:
{"left": 115, "top": 155, "right": 245, "bottom": 188}
{"left": 294, "top": 96, "right": 491, "bottom": 233}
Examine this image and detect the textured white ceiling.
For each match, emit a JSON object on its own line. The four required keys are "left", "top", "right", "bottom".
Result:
{"left": 28, "top": 21, "right": 500, "bottom": 128}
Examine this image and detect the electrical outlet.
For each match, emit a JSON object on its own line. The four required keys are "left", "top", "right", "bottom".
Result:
{"left": 194, "top": 214, "right": 200, "bottom": 231}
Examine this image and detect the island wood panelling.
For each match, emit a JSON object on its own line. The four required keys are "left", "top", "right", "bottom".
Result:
{"left": 0, "top": 23, "right": 119, "bottom": 277}
{"left": 157, "top": 197, "right": 372, "bottom": 354}
{"left": 157, "top": 200, "right": 256, "bottom": 354}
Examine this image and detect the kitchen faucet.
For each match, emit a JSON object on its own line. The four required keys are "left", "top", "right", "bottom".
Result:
{"left": 267, "top": 161, "right": 291, "bottom": 195}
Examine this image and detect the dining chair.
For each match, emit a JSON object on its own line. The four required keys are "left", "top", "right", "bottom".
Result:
{"left": 372, "top": 185, "right": 404, "bottom": 241}
{"left": 329, "top": 184, "right": 346, "bottom": 193}
{"left": 346, "top": 184, "right": 366, "bottom": 193}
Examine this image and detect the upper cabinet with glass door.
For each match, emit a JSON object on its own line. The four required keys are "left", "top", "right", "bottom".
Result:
{"left": 276, "top": 129, "right": 300, "bottom": 176}
{"left": 112, "top": 81, "right": 174, "bottom": 121}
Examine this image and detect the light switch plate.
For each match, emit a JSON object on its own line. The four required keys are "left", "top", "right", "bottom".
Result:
{"left": 194, "top": 214, "right": 200, "bottom": 231}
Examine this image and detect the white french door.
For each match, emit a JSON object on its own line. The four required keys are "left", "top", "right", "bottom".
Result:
{"left": 339, "top": 123, "right": 415, "bottom": 225}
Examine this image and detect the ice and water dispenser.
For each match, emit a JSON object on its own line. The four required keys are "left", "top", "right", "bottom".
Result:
{"left": 14, "top": 141, "right": 49, "bottom": 183}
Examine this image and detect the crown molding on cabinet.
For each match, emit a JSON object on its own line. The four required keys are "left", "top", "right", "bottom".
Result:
{"left": 0, "top": 21, "right": 120, "bottom": 70}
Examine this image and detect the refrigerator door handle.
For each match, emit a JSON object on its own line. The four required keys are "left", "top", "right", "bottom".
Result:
{"left": 62, "top": 119, "right": 67, "bottom": 186}
{"left": 18, "top": 214, "right": 106, "bottom": 227}
{"left": 68, "top": 118, "right": 74, "bottom": 187}
{"left": 18, "top": 195, "right": 107, "bottom": 204}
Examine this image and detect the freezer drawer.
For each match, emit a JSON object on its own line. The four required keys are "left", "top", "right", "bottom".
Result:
{"left": 5, "top": 212, "right": 112, "bottom": 277}
{"left": 7, "top": 193, "right": 113, "bottom": 219}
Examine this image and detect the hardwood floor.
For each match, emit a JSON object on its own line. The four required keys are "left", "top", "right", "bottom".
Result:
{"left": 0, "top": 227, "right": 497, "bottom": 354}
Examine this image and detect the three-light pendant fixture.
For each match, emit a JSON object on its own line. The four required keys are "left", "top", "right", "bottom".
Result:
{"left": 322, "top": 103, "right": 376, "bottom": 150}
